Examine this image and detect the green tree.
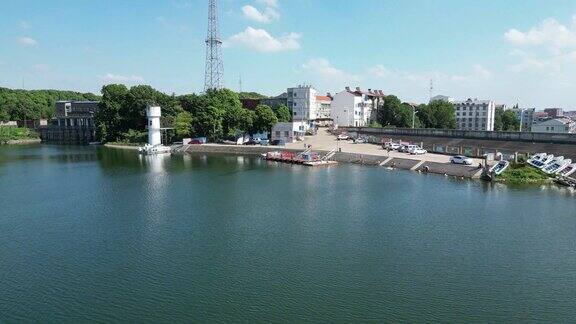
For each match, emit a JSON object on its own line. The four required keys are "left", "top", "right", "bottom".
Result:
{"left": 377, "top": 95, "right": 401, "bottom": 126}
{"left": 274, "top": 104, "right": 291, "bottom": 122}
{"left": 95, "top": 84, "right": 128, "bottom": 142}
{"left": 416, "top": 104, "right": 435, "bottom": 128}
{"left": 173, "top": 111, "right": 193, "bottom": 138}
{"left": 497, "top": 109, "right": 520, "bottom": 131}
{"left": 429, "top": 100, "right": 456, "bottom": 129}
{"left": 193, "top": 105, "right": 224, "bottom": 141}
{"left": 253, "top": 104, "right": 278, "bottom": 133}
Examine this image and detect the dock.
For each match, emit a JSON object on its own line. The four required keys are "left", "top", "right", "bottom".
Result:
{"left": 263, "top": 149, "right": 338, "bottom": 167}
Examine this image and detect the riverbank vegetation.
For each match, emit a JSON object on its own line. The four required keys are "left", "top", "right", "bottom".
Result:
{"left": 94, "top": 85, "right": 278, "bottom": 144}
{"left": 496, "top": 163, "right": 552, "bottom": 184}
{"left": 0, "top": 127, "right": 39, "bottom": 144}
{"left": 0, "top": 87, "right": 99, "bottom": 121}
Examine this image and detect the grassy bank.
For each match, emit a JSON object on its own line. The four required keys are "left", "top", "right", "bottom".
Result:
{"left": 0, "top": 127, "right": 39, "bottom": 144}
{"left": 495, "top": 163, "right": 552, "bottom": 184}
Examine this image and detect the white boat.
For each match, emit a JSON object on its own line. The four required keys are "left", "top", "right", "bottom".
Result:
{"left": 543, "top": 157, "right": 570, "bottom": 174}
{"left": 531, "top": 154, "right": 555, "bottom": 169}
{"left": 489, "top": 160, "right": 510, "bottom": 175}
{"left": 558, "top": 163, "right": 576, "bottom": 177}
{"left": 138, "top": 144, "right": 172, "bottom": 155}
{"left": 527, "top": 153, "right": 547, "bottom": 167}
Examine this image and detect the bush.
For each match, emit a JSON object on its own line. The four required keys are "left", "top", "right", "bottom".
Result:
{"left": 0, "top": 127, "right": 39, "bottom": 144}
{"left": 120, "top": 129, "right": 147, "bottom": 144}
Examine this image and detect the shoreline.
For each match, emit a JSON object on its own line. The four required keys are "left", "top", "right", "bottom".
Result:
{"left": 1, "top": 138, "right": 41, "bottom": 145}
{"left": 182, "top": 144, "right": 484, "bottom": 179}
{"left": 103, "top": 143, "right": 140, "bottom": 150}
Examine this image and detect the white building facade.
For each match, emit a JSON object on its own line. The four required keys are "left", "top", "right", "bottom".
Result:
{"left": 531, "top": 118, "right": 575, "bottom": 133}
{"left": 287, "top": 85, "right": 318, "bottom": 124}
{"left": 331, "top": 87, "right": 384, "bottom": 127}
{"left": 454, "top": 98, "right": 496, "bottom": 131}
{"left": 271, "top": 121, "right": 308, "bottom": 143}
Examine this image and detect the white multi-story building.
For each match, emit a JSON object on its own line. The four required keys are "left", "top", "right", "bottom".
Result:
{"left": 454, "top": 98, "right": 496, "bottom": 131}
{"left": 331, "top": 87, "right": 384, "bottom": 127}
{"left": 271, "top": 121, "right": 308, "bottom": 143}
{"left": 287, "top": 85, "right": 318, "bottom": 124}
{"left": 531, "top": 118, "right": 575, "bottom": 133}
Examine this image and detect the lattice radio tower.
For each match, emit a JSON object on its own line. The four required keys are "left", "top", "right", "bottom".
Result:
{"left": 204, "top": 0, "right": 224, "bottom": 91}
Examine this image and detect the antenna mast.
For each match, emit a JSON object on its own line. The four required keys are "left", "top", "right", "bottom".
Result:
{"left": 204, "top": 0, "right": 224, "bottom": 91}
{"left": 429, "top": 78, "right": 434, "bottom": 101}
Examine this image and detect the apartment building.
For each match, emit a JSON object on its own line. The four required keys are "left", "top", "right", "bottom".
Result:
{"left": 454, "top": 98, "right": 496, "bottom": 131}
{"left": 331, "top": 87, "right": 384, "bottom": 127}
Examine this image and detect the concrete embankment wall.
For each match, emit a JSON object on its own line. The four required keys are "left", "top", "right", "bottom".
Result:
{"left": 184, "top": 144, "right": 482, "bottom": 178}
{"left": 346, "top": 127, "right": 576, "bottom": 159}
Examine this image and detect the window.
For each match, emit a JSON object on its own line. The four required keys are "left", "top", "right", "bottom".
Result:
{"left": 275, "top": 131, "right": 280, "bottom": 137}
{"left": 284, "top": 131, "right": 289, "bottom": 137}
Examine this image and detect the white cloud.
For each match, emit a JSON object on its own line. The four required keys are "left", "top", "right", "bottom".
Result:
{"left": 242, "top": 3, "right": 279, "bottom": 23}
{"left": 225, "top": 27, "right": 300, "bottom": 52}
{"left": 300, "top": 58, "right": 360, "bottom": 90}
{"left": 98, "top": 73, "right": 144, "bottom": 83}
{"left": 18, "top": 37, "right": 37, "bottom": 47}
{"left": 504, "top": 16, "right": 576, "bottom": 51}
{"left": 368, "top": 64, "right": 391, "bottom": 78}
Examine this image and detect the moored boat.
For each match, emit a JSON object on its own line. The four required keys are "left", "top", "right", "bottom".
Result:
{"left": 558, "top": 163, "right": 576, "bottom": 177}
{"left": 543, "top": 158, "right": 571, "bottom": 174}
{"left": 489, "top": 160, "right": 510, "bottom": 175}
{"left": 531, "top": 154, "right": 555, "bottom": 169}
{"left": 527, "top": 153, "right": 547, "bottom": 167}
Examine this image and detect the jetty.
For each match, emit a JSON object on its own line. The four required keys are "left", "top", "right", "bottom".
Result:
{"left": 263, "top": 148, "right": 338, "bottom": 166}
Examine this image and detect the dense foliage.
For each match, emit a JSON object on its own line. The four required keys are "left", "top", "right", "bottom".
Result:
{"left": 0, "top": 127, "right": 38, "bottom": 144}
{"left": 0, "top": 87, "right": 99, "bottom": 122}
{"left": 273, "top": 104, "right": 291, "bottom": 122}
{"left": 494, "top": 107, "right": 520, "bottom": 131}
{"left": 496, "top": 163, "right": 551, "bottom": 184}
{"left": 95, "top": 85, "right": 266, "bottom": 143}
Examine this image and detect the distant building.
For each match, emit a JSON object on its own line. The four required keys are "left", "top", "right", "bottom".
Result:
{"left": 544, "top": 108, "right": 563, "bottom": 118}
{"left": 430, "top": 95, "right": 454, "bottom": 103}
{"left": 239, "top": 98, "right": 260, "bottom": 110}
{"left": 454, "top": 98, "right": 496, "bottom": 131}
{"left": 534, "top": 111, "right": 549, "bottom": 123}
{"left": 271, "top": 121, "right": 307, "bottom": 143}
{"left": 288, "top": 85, "right": 318, "bottom": 124}
{"left": 314, "top": 95, "right": 332, "bottom": 126}
{"left": 331, "top": 87, "right": 385, "bottom": 127}
{"left": 40, "top": 100, "right": 100, "bottom": 143}
{"left": 510, "top": 108, "right": 535, "bottom": 132}
{"left": 54, "top": 100, "right": 99, "bottom": 127}
{"left": 531, "top": 118, "right": 575, "bottom": 134}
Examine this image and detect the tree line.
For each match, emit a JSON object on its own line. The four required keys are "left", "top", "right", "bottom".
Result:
{"left": 95, "top": 84, "right": 291, "bottom": 143}
{"left": 0, "top": 87, "right": 100, "bottom": 122}
{"left": 375, "top": 95, "right": 457, "bottom": 129}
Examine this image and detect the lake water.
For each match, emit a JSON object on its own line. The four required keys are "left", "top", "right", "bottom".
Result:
{"left": 1, "top": 145, "right": 575, "bottom": 322}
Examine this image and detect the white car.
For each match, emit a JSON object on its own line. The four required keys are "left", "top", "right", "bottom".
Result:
{"left": 409, "top": 146, "right": 427, "bottom": 155}
{"left": 354, "top": 137, "right": 367, "bottom": 144}
{"left": 337, "top": 134, "right": 350, "bottom": 141}
{"left": 383, "top": 142, "right": 401, "bottom": 150}
{"left": 450, "top": 155, "right": 473, "bottom": 165}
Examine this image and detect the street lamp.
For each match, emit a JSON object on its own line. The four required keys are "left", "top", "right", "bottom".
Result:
{"left": 412, "top": 106, "right": 419, "bottom": 129}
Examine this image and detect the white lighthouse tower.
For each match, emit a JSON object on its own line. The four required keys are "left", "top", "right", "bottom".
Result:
{"left": 139, "top": 106, "right": 171, "bottom": 155}
{"left": 146, "top": 106, "right": 162, "bottom": 146}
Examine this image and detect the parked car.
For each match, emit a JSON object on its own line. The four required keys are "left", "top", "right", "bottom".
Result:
{"left": 400, "top": 144, "right": 417, "bottom": 153}
{"left": 383, "top": 142, "right": 401, "bottom": 150}
{"left": 337, "top": 134, "right": 350, "bottom": 141}
{"left": 243, "top": 139, "right": 258, "bottom": 145}
{"left": 354, "top": 137, "right": 367, "bottom": 144}
{"left": 450, "top": 155, "right": 473, "bottom": 165}
{"left": 270, "top": 139, "right": 286, "bottom": 146}
{"left": 409, "top": 146, "right": 427, "bottom": 155}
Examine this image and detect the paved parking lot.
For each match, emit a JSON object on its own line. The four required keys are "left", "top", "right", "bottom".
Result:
{"left": 286, "top": 128, "right": 484, "bottom": 165}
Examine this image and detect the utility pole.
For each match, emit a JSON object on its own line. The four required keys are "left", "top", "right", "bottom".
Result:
{"left": 238, "top": 74, "right": 242, "bottom": 93}
{"left": 204, "top": 0, "right": 224, "bottom": 91}
{"left": 429, "top": 78, "right": 434, "bottom": 101}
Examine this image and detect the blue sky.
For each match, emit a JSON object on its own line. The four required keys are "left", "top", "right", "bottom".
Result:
{"left": 1, "top": 0, "right": 576, "bottom": 108}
